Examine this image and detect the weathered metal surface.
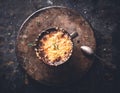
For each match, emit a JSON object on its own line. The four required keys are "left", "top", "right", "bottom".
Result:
{"left": 16, "top": 6, "right": 96, "bottom": 85}
{"left": 0, "top": 0, "right": 120, "bottom": 93}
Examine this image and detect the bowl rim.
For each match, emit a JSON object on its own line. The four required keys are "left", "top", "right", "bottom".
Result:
{"left": 34, "top": 27, "right": 73, "bottom": 66}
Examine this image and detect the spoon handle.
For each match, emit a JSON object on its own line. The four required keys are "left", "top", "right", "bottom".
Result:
{"left": 80, "top": 46, "right": 117, "bottom": 70}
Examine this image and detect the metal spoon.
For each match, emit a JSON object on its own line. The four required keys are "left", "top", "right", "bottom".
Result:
{"left": 80, "top": 45, "right": 116, "bottom": 70}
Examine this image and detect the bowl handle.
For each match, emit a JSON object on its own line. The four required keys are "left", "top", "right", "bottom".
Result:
{"left": 70, "top": 32, "right": 78, "bottom": 39}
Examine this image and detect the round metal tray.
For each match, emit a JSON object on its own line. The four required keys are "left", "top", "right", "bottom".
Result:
{"left": 16, "top": 6, "right": 96, "bottom": 86}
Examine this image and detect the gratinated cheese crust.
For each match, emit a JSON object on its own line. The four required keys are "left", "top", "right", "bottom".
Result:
{"left": 36, "top": 30, "right": 73, "bottom": 65}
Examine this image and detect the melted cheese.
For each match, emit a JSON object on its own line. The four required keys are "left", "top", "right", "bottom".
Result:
{"left": 38, "top": 31, "right": 73, "bottom": 63}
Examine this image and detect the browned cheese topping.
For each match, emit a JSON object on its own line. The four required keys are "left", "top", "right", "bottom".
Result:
{"left": 36, "top": 30, "right": 73, "bottom": 65}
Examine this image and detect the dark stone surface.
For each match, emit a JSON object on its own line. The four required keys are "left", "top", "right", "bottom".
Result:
{"left": 0, "top": 0, "right": 120, "bottom": 93}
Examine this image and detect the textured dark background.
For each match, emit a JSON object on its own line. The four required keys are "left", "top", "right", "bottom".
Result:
{"left": 0, "top": 0, "right": 120, "bottom": 93}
